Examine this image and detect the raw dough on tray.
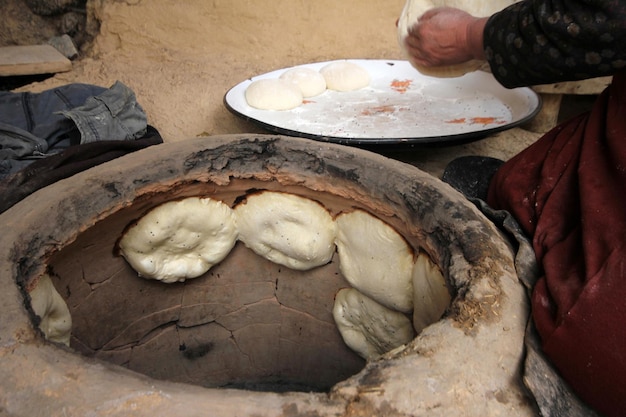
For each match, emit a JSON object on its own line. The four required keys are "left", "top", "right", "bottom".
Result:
{"left": 245, "top": 78, "right": 303, "bottom": 110}
{"left": 279, "top": 67, "right": 327, "bottom": 98}
{"left": 319, "top": 61, "right": 370, "bottom": 92}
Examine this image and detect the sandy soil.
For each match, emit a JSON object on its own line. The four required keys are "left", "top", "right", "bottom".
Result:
{"left": 9, "top": 0, "right": 543, "bottom": 176}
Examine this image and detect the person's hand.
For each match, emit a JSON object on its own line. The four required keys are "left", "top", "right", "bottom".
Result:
{"left": 404, "top": 7, "right": 488, "bottom": 68}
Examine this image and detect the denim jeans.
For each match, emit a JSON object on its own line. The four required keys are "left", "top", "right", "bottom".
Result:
{"left": 0, "top": 81, "right": 147, "bottom": 178}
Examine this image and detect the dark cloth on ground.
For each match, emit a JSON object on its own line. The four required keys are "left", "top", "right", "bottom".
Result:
{"left": 1, "top": 81, "right": 162, "bottom": 214}
{"left": 0, "top": 81, "right": 147, "bottom": 178}
{"left": 487, "top": 71, "right": 626, "bottom": 417}
{"left": 0, "top": 125, "right": 163, "bottom": 215}
{"left": 441, "top": 155, "right": 503, "bottom": 200}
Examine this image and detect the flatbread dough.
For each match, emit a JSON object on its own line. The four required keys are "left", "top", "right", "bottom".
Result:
{"left": 397, "top": 0, "right": 516, "bottom": 77}
{"left": 118, "top": 197, "right": 238, "bottom": 283}
{"left": 333, "top": 288, "right": 415, "bottom": 360}
{"left": 234, "top": 191, "right": 337, "bottom": 270}
{"left": 335, "top": 210, "right": 414, "bottom": 313}
{"left": 412, "top": 252, "right": 451, "bottom": 333}
{"left": 29, "top": 274, "right": 72, "bottom": 346}
{"left": 319, "top": 61, "right": 370, "bottom": 92}
{"left": 279, "top": 67, "right": 327, "bottom": 98}
{"left": 245, "top": 78, "right": 303, "bottom": 110}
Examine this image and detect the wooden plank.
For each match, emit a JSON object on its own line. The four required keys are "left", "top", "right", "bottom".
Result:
{"left": 532, "top": 76, "right": 612, "bottom": 95}
{"left": 521, "top": 77, "right": 612, "bottom": 133}
{"left": 0, "top": 44, "right": 72, "bottom": 76}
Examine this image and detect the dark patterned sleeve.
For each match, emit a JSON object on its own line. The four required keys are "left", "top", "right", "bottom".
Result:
{"left": 483, "top": 0, "right": 626, "bottom": 88}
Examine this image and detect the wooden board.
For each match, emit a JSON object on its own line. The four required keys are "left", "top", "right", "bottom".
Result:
{"left": 0, "top": 44, "right": 71, "bottom": 76}
{"left": 532, "top": 76, "right": 612, "bottom": 95}
{"left": 523, "top": 77, "right": 612, "bottom": 132}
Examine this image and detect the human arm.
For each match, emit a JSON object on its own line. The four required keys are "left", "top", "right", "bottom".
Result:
{"left": 484, "top": 0, "right": 626, "bottom": 87}
{"left": 404, "top": 0, "right": 626, "bottom": 88}
{"left": 403, "top": 7, "right": 488, "bottom": 68}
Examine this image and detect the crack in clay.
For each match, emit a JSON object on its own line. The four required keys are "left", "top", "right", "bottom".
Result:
{"left": 228, "top": 332, "right": 253, "bottom": 367}
{"left": 134, "top": 320, "right": 180, "bottom": 347}
{"left": 204, "top": 320, "right": 254, "bottom": 368}
{"left": 102, "top": 307, "right": 182, "bottom": 350}
{"left": 86, "top": 265, "right": 127, "bottom": 291}
{"left": 175, "top": 296, "right": 277, "bottom": 329}
{"left": 210, "top": 298, "right": 279, "bottom": 332}
{"left": 278, "top": 304, "right": 330, "bottom": 327}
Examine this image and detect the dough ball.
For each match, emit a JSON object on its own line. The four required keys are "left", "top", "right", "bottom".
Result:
{"left": 119, "top": 197, "right": 238, "bottom": 283}
{"left": 335, "top": 210, "right": 414, "bottom": 313}
{"left": 279, "top": 67, "right": 327, "bottom": 98}
{"left": 319, "top": 61, "right": 370, "bottom": 92}
{"left": 234, "top": 191, "right": 336, "bottom": 270}
{"left": 245, "top": 78, "right": 303, "bottom": 110}
{"left": 29, "top": 274, "right": 72, "bottom": 346}
{"left": 397, "top": 0, "right": 515, "bottom": 77}
{"left": 412, "top": 252, "right": 451, "bottom": 333}
{"left": 333, "top": 288, "right": 415, "bottom": 360}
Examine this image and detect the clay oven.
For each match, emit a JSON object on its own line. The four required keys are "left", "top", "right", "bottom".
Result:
{"left": 0, "top": 135, "right": 534, "bottom": 416}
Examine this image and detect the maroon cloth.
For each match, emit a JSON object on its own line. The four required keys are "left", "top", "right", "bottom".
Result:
{"left": 487, "top": 72, "right": 626, "bottom": 417}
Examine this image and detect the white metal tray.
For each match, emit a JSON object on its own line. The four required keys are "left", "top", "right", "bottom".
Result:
{"left": 224, "top": 59, "right": 541, "bottom": 146}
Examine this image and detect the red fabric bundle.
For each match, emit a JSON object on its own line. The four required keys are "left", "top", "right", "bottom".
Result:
{"left": 488, "top": 72, "right": 626, "bottom": 417}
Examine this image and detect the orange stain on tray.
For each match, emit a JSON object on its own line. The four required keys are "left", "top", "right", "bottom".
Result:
{"left": 390, "top": 78, "right": 412, "bottom": 93}
{"left": 446, "top": 116, "right": 507, "bottom": 125}
{"left": 360, "top": 105, "right": 408, "bottom": 116}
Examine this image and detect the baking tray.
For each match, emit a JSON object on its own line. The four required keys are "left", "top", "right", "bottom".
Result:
{"left": 224, "top": 59, "right": 541, "bottom": 146}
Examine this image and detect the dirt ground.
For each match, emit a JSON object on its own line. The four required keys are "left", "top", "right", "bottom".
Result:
{"left": 2, "top": 0, "right": 546, "bottom": 176}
